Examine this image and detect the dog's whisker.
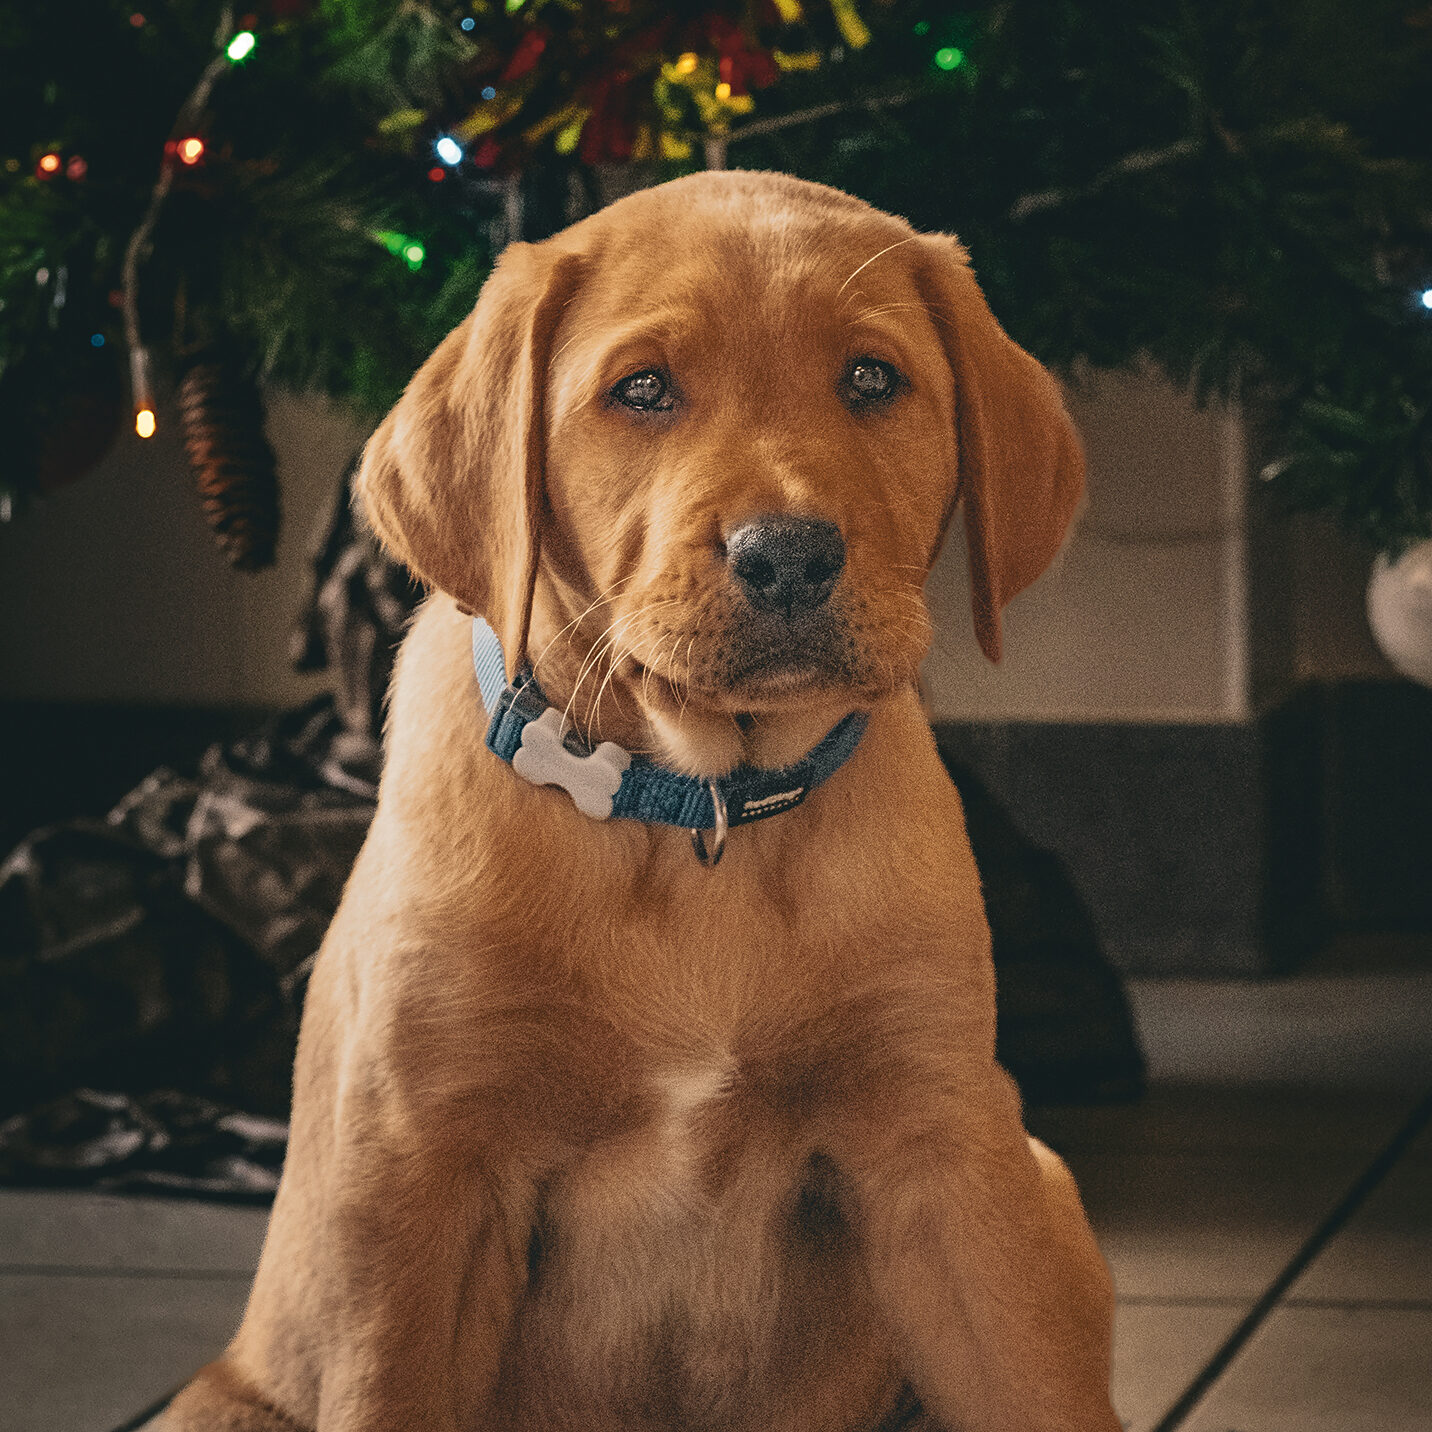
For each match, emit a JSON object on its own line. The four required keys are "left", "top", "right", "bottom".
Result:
{"left": 561, "top": 615, "right": 632, "bottom": 732}
{"left": 588, "top": 651, "right": 633, "bottom": 738}
{"left": 528, "top": 581, "right": 637, "bottom": 687}
{"left": 836, "top": 235, "right": 919, "bottom": 300}
{"left": 847, "top": 303, "right": 931, "bottom": 326}
{"left": 676, "top": 634, "right": 697, "bottom": 718}
{"left": 886, "top": 589, "right": 930, "bottom": 610}
{"left": 565, "top": 597, "right": 692, "bottom": 739}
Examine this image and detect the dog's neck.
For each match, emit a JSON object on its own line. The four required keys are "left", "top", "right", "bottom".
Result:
{"left": 522, "top": 595, "right": 860, "bottom": 781}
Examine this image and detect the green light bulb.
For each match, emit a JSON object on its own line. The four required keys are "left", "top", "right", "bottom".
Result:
{"left": 934, "top": 46, "right": 964, "bottom": 71}
{"left": 227, "top": 31, "right": 256, "bottom": 61}
{"left": 403, "top": 243, "right": 426, "bottom": 270}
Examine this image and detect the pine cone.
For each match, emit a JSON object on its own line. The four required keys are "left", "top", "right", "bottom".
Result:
{"left": 178, "top": 352, "right": 280, "bottom": 571}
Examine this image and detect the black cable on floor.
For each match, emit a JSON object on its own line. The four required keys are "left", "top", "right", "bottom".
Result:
{"left": 1148, "top": 1078, "right": 1432, "bottom": 1432}
{"left": 107, "top": 1383, "right": 180, "bottom": 1432}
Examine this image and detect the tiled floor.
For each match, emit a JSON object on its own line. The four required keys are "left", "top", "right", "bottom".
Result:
{"left": 3, "top": 961, "right": 1430, "bottom": 1432}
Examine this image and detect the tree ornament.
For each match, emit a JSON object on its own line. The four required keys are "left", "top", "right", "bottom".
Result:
{"left": 178, "top": 350, "right": 280, "bottom": 571}
{"left": 1367, "top": 539, "right": 1432, "bottom": 687}
{"left": 0, "top": 343, "right": 123, "bottom": 511}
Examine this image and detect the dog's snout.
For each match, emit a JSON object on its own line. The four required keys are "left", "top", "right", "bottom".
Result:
{"left": 726, "top": 516, "right": 846, "bottom": 619}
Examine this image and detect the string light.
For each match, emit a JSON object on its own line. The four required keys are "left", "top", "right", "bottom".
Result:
{"left": 91, "top": 333, "right": 105, "bottom": 347}
{"left": 37, "top": 152, "right": 61, "bottom": 175}
{"left": 460, "top": 15, "right": 475, "bottom": 30}
{"left": 428, "top": 166, "right": 445, "bottom": 182}
{"left": 435, "top": 135, "right": 464, "bottom": 166}
{"left": 481, "top": 85, "right": 497, "bottom": 100}
{"left": 177, "top": 136, "right": 206, "bottom": 165}
{"left": 934, "top": 46, "right": 965, "bottom": 70}
{"left": 674, "top": 52, "right": 699, "bottom": 75}
{"left": 715, "top": 82, "right": 732, "bottom": 100}
{"left": 373, "top": 230, "right": 425, "bottom": 271}
{"left": 1421, "top": 289, "right": 1432, "bottom": 311}
{"left": 65, "top": 155, "right": 88, "bottom": 179}
{"left": 130, "top": 346, "right": 156, "bottom": 439}
{"left": 123, "top": 30, "right": 243, "bottom": 458}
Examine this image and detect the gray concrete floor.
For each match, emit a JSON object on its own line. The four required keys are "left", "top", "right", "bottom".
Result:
{"left": 3, "top": 956, "right": 1430, "bottom": 1432}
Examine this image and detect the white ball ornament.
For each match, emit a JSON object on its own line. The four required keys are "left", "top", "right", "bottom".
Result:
{"left": 1367, "top": 537, "right": 1432, "bottom": 687}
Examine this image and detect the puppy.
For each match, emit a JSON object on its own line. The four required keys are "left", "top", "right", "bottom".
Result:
{"left": 160, "top": 170, "right": 1119, "bottom": 1432}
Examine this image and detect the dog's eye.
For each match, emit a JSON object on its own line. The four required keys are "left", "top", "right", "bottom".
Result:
{"left": 612, "top": 369, "right": 674, "bottom": 412}
{"left": 845, "top": 359, "right": 901, "bottom": 407}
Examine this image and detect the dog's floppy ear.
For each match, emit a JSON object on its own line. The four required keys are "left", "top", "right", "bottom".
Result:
{"left": 357, "top": 242, "right": 582, "bottom": 680}
{"left": 915, "top": 236, "right": 1084, "bottom": 662}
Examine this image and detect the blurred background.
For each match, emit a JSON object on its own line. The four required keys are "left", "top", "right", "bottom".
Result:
{"left": 1, "top": 4, "right": 1430, "bottom": 1430}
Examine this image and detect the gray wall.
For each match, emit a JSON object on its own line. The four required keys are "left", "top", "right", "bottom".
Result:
{"left": 0, "top": 391, "right": 365, "bottom": 707}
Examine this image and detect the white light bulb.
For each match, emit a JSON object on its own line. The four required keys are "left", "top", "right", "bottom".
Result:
{"left": 435, "top": 136, "right": 464, "bottom": 166}
{"left": 1420, "top": 288, "right": 1432, "bottom": 311}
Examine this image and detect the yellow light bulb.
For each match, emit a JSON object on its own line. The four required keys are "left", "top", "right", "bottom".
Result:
{"left": 135, "top": 409, "right": 156, "bottom": 439}
{"left": 675, "top": 52, "right": 699, "bottom": 75}
{"left": 715, "top": 81, "right": 732, "bottom": 100}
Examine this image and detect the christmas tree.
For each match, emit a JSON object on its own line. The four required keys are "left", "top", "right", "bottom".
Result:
{"left": 2, "top": 0, "right": 1429, "bottom": 562}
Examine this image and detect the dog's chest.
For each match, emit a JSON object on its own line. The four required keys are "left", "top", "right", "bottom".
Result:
{"left": 503, "top": 1054, "right": 868, "bottom": 1425}
{"left": 541, "top": 1055, "right": 761, "bottom": 1266}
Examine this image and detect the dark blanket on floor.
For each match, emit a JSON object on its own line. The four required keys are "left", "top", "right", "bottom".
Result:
{"left": 0, "top": 474, "right": 1143, "bottom": 1200}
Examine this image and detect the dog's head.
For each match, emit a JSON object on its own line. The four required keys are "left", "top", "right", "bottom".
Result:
{"left": 359, "top": 172, "right": 1081, "bottom": 775}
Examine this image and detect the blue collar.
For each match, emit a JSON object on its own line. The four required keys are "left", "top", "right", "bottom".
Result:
{"left": 471, "top": 617, "right": 866, "bottom": 859}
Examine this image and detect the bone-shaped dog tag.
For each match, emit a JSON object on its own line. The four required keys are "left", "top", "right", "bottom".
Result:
{"left": 511, "top": 708, "right": 631, "bottom": 820}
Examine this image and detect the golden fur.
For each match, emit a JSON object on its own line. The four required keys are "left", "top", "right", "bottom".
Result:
{"left": 158, "top": 171, "right": 1118, "bottom": 1432}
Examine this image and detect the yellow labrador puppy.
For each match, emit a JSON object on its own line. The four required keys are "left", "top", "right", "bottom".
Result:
{"left": 160, "top": 170, "right": 1119, "bottom": 1432}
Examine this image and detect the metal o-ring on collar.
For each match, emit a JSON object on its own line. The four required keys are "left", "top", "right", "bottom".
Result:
{"left": 690, "top": 780, "right": 728, "bottom": 867}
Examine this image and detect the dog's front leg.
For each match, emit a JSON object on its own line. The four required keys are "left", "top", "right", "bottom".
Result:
{"left": 309, "top": 1133, "right": 534, "bottom": 1432}
{"left": 837, "top": 1067, "right": 1120, "bottom": 1432}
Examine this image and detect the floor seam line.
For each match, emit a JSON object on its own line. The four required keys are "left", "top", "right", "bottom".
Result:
{"left": 0, "top": 1262, "right": 254, "bottom": 1280}
{"left": 1281, "top": 1295, "right": 1432, "bottom": 1312}
{"left": 1116, "top": 1295, "right": 1252, "bottom": 1308}
{"left": 1145, "top": 1076, "right": 1432, "bottom": 1432}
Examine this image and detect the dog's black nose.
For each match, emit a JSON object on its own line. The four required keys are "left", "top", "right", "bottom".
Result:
{"left": 726, "top": 516, "right": 846, "bottom": 619}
